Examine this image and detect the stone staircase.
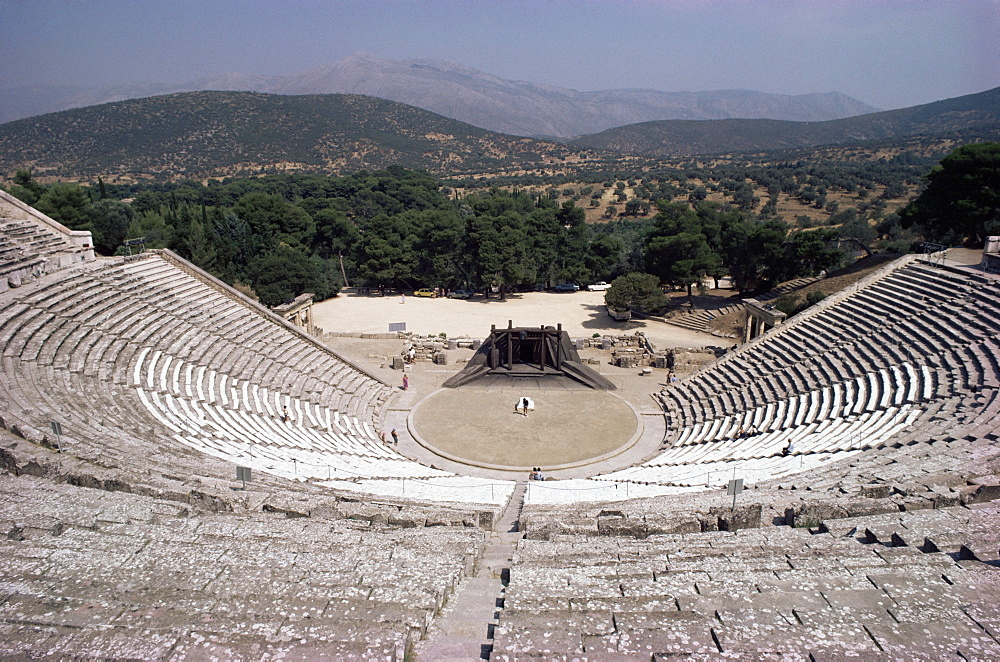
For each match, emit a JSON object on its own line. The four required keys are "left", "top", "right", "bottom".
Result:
{"left": 663, "top": 276, "right": 822, "bottom": 334}
{"left": 416, "top": 481, "right": 528, "bottom": 660}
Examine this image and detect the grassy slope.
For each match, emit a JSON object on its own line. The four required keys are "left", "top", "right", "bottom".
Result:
{"left": 0, "top": 91, "right": 587, "bottom": 179}
{"left": 569, "top": 87, "right": 1000, "bottom": 156}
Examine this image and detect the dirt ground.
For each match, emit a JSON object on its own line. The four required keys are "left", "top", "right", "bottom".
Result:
{"left": 312, "top": 288, "right": 719, "bottom": 350}
{"left": 411, "top": 388, "right": 638, "bottom": 469}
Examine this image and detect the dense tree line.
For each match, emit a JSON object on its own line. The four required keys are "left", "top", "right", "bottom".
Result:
{"left": 643, "top": 202, "right": 844, "bottom": 299}
{"left": 5, "top": 168, "right": 637, "bottom": 305}
{"left": 900, "top": 142, "right": 1000, "bottom": 246}
{"left": 7, "top": 143, "right": 988, "bottom": 312}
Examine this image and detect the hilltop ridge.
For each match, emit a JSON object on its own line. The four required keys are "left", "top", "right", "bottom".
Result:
{"left": 569, "top": 87, "right": 1000, "bottom": 156}
{"left": 0, "top": 53, "right": 878, "bottom": 136}
{"left": 0, "top": 91, "right": 589, "bottom": 180}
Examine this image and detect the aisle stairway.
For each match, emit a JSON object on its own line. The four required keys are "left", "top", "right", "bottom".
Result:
{"left": 417, "top": 482, "right": 528, "bottom": 660}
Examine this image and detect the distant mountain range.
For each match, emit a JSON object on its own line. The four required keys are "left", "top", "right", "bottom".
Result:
{"left": 0, "top": 53, "right": 879, "bottom": 137}
{"left": 0, "top": 92, "right": 585, "bottom": 179}
{"left": 568, "top": 87, "right": 1000, "bottom": 156}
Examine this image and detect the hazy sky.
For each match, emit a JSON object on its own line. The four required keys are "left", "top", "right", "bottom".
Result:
{"left": 3, "top": 0, "right": 997, "bottom": 110}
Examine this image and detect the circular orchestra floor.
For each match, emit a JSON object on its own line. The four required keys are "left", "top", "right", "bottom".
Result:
{"left": 409, "top": 387, "right": 640, "bottom": 471}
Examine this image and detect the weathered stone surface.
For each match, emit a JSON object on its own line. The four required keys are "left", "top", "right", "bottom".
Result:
{"left": 859, "top": 483, "right": 892, "bottom": 499}
{"left": 843, "top": 499, "right": 901, "bottom": 519}
{"left": 714, "top": 503, "right": 762, "bottom": 532}
{"left": 960, "top": 541, "right": 1000, "bottom": 564}
{"left": 866, "top": 620, "right": 1000, "bottom": 659}
{"left": 187, "top": 490, "right": 232, "bottom": 512}
{"left": 963, "top": 483, "right": 1000, "bottom": 504}
{"left": 645, "top": 514, "right": 701, "bottom": 535}
{"left": 597, "top": 514, "right": 646, "bottom": 537}
{"left": 0, "top": 446, "right": 18, "bottom": 474}
{"left": 791, "top": 502, "right": 848, "bottom": 529}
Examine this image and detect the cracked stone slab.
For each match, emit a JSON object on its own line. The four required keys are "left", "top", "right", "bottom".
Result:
{"left": 865, "top": 620, "right": 1000, "bottom": 659}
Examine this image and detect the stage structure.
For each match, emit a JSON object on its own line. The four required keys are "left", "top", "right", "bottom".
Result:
{"left": 443, "top": 321, "right": 616, "bottom": 390}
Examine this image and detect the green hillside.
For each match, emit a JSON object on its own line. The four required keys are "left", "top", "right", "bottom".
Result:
{"left": 0, "top": 91, "right": 588, "bottom": 180}
{"left": 569, "top": 87, "right": 1000, "bottom": 156}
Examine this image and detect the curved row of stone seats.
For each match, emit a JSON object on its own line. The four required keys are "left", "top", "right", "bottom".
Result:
{"left": 495, "top": 502, "right": 1000, "bottom": 659}
{"left": 668, "top": 260, "right": 994, "bottom": 434}
{"left": 668, "top": 261, "right": 996, "bottom": 418}
{"left": 521, "top": 433, "right": 998, "bottom": 540}
{"left": 0, "top": 470, "right": 485, "bottom": 659}
{"left": 0, "top": 190, "right": 95, "bottom": 293}
{"left": 132, "top": 348, "right": 480, "bottom": 482}
{"left": 0, "top": 252, "right": 515, "bottom": 506}
{"left": 596, "top": 407, "right": 921, "bottom": 489}
{"left": 525, "top": 259, "right": 998, "bottom": 505}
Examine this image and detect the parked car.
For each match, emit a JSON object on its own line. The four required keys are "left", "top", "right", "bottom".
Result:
{"left": 607, "top": 306, "right": 631, "bottom": 321}
{"left": 413, "top": 288, "right": 438, "bottom": 298}
{"left": 553, "top": 283, "right": 580, "bottom": 292}
{"left": 448, "top": 289, "right": 475, "bottom": 299}
{"left": 587, "top": 281, "right": 612, "bottom": 291}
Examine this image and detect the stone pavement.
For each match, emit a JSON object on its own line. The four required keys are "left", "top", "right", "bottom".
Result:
{"left": 496, "top": 501, "right": 1000, "bottom": 660}
{"left": 0, "top": 469, "right": 487, "bottom": 660}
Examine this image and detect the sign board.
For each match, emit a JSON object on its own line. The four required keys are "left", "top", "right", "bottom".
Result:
{"left": 50, "top": 421, "right": 63, "bottom": 452}
{"left": 389, "top": 322, "right": 406, "bottom": 332}
{"left": 727, "top": 478, "right": 743, "bottom": 496}
{"left": 236, "top": 466, "right": 251, "bottom": 489}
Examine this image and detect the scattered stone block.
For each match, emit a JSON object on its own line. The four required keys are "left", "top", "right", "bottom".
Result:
{"left": 790, "top": 502, "right": 849, "bottom": 529}
{"left": 859, "top": 484, "right": 892, "bottom": 499}
{"left": 714, "top": 504, "right": 762, "bottom": 532}
{"left": 962, "top": 483, "right": 1000, "bottom": 505}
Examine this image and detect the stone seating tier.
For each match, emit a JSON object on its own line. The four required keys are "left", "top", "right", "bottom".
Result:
{"left": 0, "top": 471, "right": 486, "bottom": 659}
{"left": 498, "top": 502, "right": 1000, "bottom": 658}
{"left": 0, "top": 254, "right": 515, "bottom": 507}
{"left": 0, "top": 207, "right": 94, "bottom": 294}
{"left": 526, "top": 259, "right": 998, "bottom": 505}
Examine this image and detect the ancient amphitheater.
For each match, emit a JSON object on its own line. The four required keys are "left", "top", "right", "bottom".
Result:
{"left": 1, "top": 188, "right": 998, "bottom": 660}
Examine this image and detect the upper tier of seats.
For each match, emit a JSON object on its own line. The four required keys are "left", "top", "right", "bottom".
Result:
{"left": 0, "top": 251, "right": 514, "bottom": 507}
{"left": 527, "top": 257, "right": 1000, "bottom": 505}
{"left": 0, "top": 189, "right": 94, "bottom": 293}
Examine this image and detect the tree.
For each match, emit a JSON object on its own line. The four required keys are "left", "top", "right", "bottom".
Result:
{"left": 85, "top": 199, "right": 133, "bottom": 254}
{"left": 247, "top": 244, "right": 322, "bottom": 307}
{"left": 356, "top": 214, "right": 417, "bottom": 293}
{"left": 412, "top": 209, "right": 465, "bottom": 287}
{"left": 900, "top": 142, "right": 1000, "bottom": 246}
{"left": 644, "top": 231, "right": 719, "bottom": 303}
{"left": 6, "top": 169, "right": 45, "bottom": 205}
{"left": 786, "top": 229, "right": 844, "bottom": 276}
{"left": 233, "top": 192, "right": 315, "bottom": 249}
{"left": 604, "top": 272, "right": 668, "bottom": 314}
{"left": 33, "top": 182, "right": 91, "bottom": 230}
{"left": 184, "top": 215, "right": 216, "bottom": 269}
{"left": 586, "top": 234, "right": 624, "bottom": 282}
{"left": 721, "top": 219, "right": 788, "bottom": 294}
{"left": 312, "top": 208, "right": 360, "bottom": 260}
{"left": 555, "top": 201, "right": 590, "bottom": 284}
{"left": 127, "top": 210, "right": 173, "bottom": 250}
{"left": 211, "top": 209, "right": 256, "bottom": 280}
